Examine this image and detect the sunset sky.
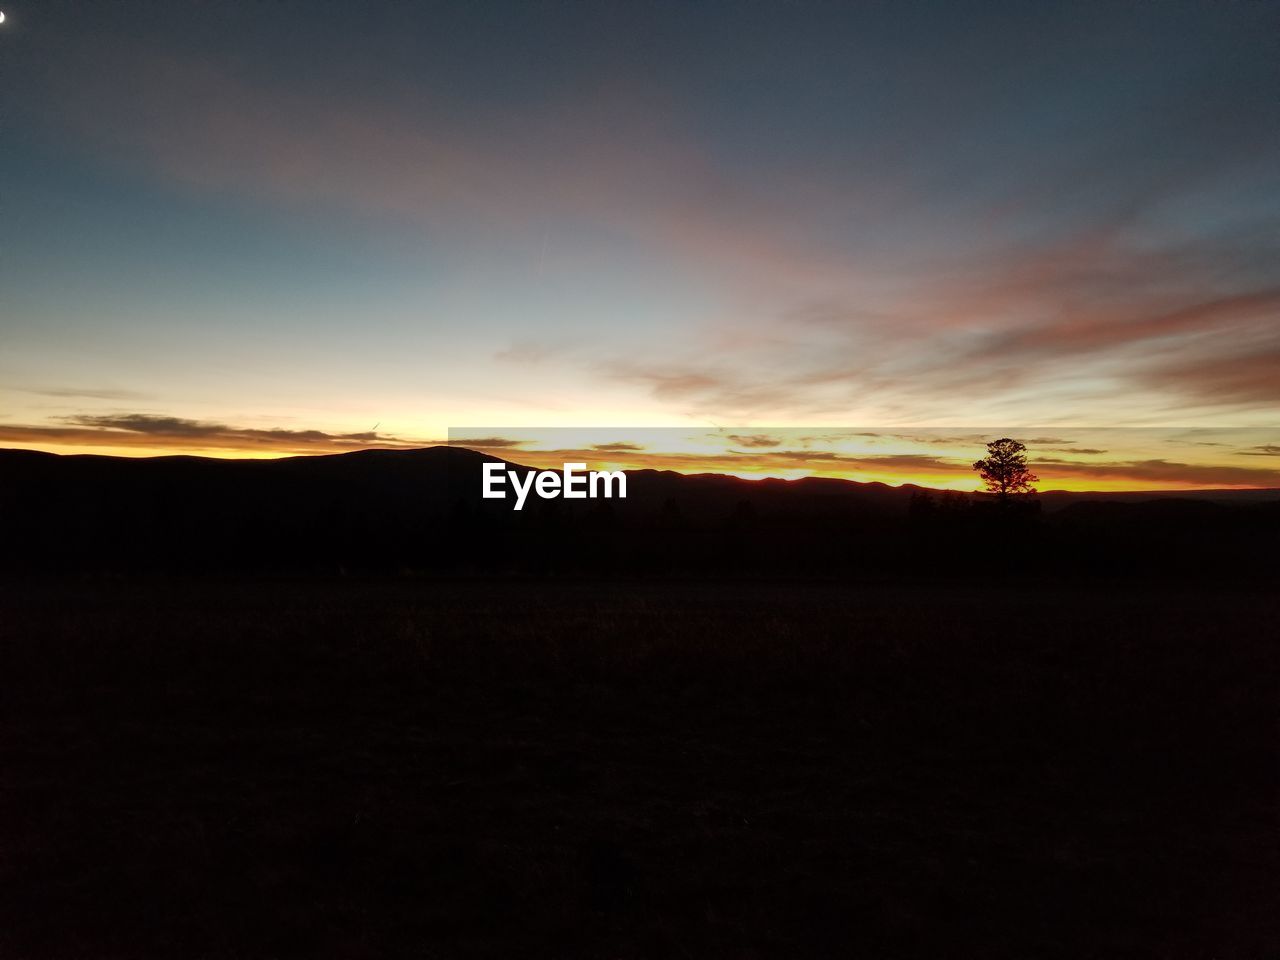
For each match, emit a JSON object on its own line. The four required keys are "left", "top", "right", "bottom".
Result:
{"left": 1, "top": 1, "right": 1277, "bottom": 489}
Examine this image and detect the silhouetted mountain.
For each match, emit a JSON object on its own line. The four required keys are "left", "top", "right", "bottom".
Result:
{"left": 2, "top": 446, "right": 1277, "bottom": 579}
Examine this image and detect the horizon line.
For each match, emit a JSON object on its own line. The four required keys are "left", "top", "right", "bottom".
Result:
{"left": 4, "top": 443, "right": 1278, "bottom": 498}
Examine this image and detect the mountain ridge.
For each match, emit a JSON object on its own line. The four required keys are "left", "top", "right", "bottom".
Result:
{"left": 3, "top": 444, "right": 1276, "bottom": 505}
{"left": 3, "top": 445, "right": 1278, "bottom": 578}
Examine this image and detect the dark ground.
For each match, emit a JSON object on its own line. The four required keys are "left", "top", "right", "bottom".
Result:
{"left": 1, "top": 577, "right": 1276, "bottom": 958}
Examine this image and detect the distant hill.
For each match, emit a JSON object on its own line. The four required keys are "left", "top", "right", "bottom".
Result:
{"left": 2, "top": 446, "right": 1277, "bottom": 578}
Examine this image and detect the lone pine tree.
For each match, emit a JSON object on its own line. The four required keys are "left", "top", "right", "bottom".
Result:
{"left": 973, "top": 438, "right": 1038, "bottom": 499}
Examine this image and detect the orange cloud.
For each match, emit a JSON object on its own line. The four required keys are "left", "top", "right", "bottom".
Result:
{"left": 0, "top": 414, "right": 434, "bottom": 457}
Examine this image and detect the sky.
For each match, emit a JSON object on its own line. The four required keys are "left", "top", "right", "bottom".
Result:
{"left": 1, "top": 0, "right": 1278, "bottom": 488}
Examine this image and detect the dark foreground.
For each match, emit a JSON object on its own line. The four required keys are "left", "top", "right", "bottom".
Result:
{"left": 2, "top": 578, "right": 1276, "bottom": 959}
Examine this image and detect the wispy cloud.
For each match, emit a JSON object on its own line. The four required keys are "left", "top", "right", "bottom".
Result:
{"left": 23, "top": 386, "right": 153, "bottom": 401}
{"left": 453, "top": 436, "right": 529, "bottom": 449}
{"left": 19, "top": 12, "right": 1280, "bottom": 429}
{"left": 0, "top": 413, "right": 431, "bottom": 455}
{"left": 1030, "top": 458, "right": 1280, "bottom": 488}
{"left": 724, "top": 434, "right": 782, "bottom": 448}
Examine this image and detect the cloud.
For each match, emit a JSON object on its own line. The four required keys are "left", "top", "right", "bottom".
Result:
{"left": 0, "top": 413, "right": 432, "bottom": 455}
{"left": 32, "top": 37, "right": 861, "bottom": 303}
{"left": 25, "top": 386, "right": 153, "bottom": 401}
{"left": 1031, "top": 458, "right": 1280, "bottom": 488}
{"left": 22, "top": 17, "right": 1280, "bottom": 427}
{"left": 1137, "top": 345, "right": 1280, "bottom": 407}
{"left": 1240, "top": 445, "right": 1280, "bottom": 457}
{"left": 598, "top": 359, "right": 848, "bottom": 421}
{"left": 589, "top": 284, "right": 1279, "bottom": 424}
{"left": 67, "top": 414, "right": 234, "bottom": 437}
{"left": 724, "top": 434, "right": 782, "bottom": 448}
{"left": 454, "top": 436, "right": 529, "bottom": 449}
{"left": 972, "top": 288, "right": 1280, "bottom": 359}
{"left": 600, "top": 362, "right": 730, "bottom": 403}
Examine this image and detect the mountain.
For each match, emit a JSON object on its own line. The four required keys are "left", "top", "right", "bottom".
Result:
{"left": 2, "top": 446, "right": 1277, "bottom": 578}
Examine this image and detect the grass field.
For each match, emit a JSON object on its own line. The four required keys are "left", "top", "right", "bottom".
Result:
{"left": 2, "top": 577, "right": 1276, "bottom": 958}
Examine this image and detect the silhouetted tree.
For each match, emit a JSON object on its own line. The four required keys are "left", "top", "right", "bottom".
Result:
{"left": 973, "top": 438, "right": 1038, "bottom": 499}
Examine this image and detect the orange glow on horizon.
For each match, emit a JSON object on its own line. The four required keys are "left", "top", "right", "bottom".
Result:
{"left": 3, "top": 430, "right": 1277, "bottom": 494}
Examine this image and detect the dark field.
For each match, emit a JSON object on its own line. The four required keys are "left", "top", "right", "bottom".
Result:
{"left": 2, "top": 578, "right": 1276, "bottom": 958}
